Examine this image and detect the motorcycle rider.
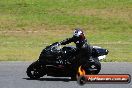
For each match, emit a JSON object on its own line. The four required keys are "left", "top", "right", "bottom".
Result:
{"left": 60, "top": 28, "right": 92, "bottom": 65}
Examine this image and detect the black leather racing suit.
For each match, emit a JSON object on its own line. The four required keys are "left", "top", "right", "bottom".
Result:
{"left": 60, "top": 36, "right": 92, "bottom": 66}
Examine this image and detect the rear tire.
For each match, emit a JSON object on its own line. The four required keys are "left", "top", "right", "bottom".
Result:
{"left": 26, "top": 61, "right": 46, "bottom": 79}
{"left": 77, "top": 76, "right": 87, "bottom": 85}
{"left": 92, "top": 61, "right": 101, "bottom": 74}
{"left": 84, "top": 61, "right": 101, "bottom": 74}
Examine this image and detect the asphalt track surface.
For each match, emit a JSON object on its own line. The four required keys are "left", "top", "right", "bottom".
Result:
{"left": 0, "top": 62, "right": 132, "bottom": 88}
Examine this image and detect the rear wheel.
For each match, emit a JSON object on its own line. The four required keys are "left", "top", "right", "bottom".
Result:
{"left": 77, "top": 76, "right": 87, "bottom": 85}
{"left": 72, "top": 61, "right": 101, "bottom": 81}
{"left": 26, "top": 61, "right": 46, "bottom": 79}
{"left": 84, "top": 61, "right": 101, "bottom": 74}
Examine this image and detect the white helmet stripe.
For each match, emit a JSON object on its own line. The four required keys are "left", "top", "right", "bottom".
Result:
{"left": 74, "top": 30, "right": 82, "bottom": 37}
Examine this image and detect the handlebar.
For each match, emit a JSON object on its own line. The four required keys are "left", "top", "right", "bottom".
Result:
{"left": 50, "top": 42, "right": 62, "bottom": 52}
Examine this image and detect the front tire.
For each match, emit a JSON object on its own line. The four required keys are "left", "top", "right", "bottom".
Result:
{"left": 26, "top": 61, "right": 46, "bottom": 79}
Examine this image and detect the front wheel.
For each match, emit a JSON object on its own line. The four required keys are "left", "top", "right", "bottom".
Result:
{"left": 26, "top": 61, "right": 46, "bottom": 79}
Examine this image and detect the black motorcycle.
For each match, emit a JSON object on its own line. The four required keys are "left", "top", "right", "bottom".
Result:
{"left": 26, "top": 42, "right": 109, "bottom": 80}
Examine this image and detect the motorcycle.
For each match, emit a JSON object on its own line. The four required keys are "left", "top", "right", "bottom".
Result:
{"left": 26, "top": 42, "right": 109, "bottom": 80}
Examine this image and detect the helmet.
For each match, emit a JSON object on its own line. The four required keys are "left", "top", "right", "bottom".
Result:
{"left": 73, "top": 28, "right": 85, "bottom": 39}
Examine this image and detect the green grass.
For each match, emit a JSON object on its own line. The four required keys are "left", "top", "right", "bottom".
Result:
{"left": 0, "top": 0, "right": 132, "bottom": 61}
